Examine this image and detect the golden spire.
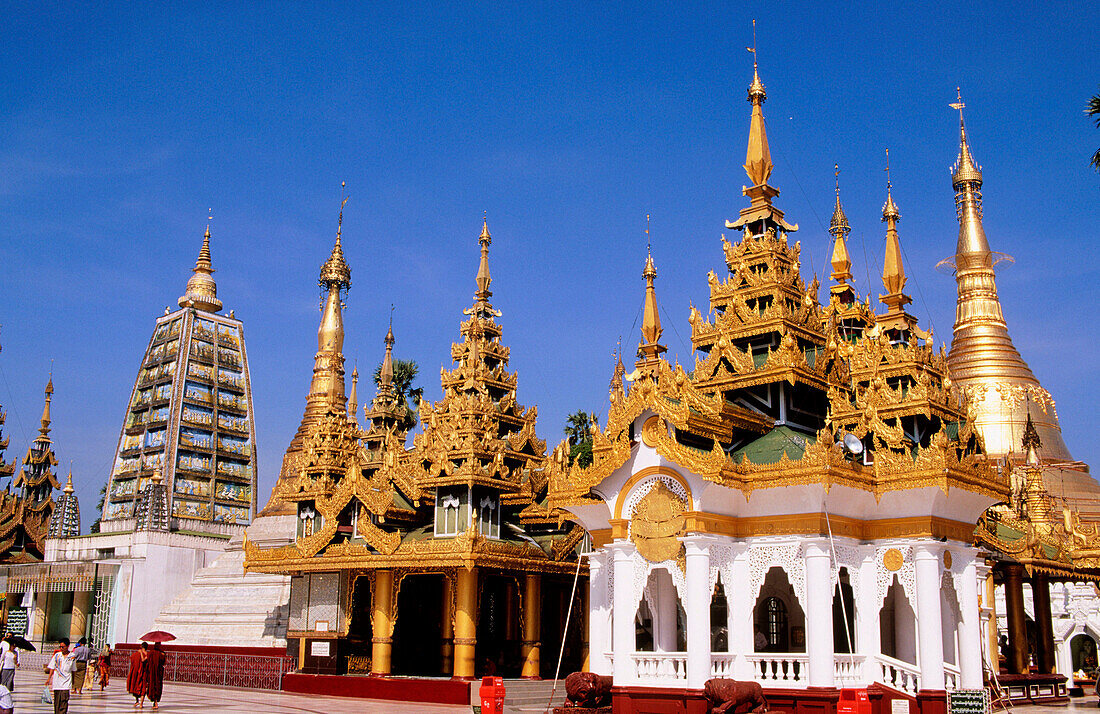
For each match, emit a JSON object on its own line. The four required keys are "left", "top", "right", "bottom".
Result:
{"left": 475, "top": 213, "right": 492, "bottom": 302}
{"left": 347, "top": 366, "right": 359, "bottom": 425}
{"left": 828, "top": 164, "right": 853, "bottom": 286}
{"left": 609, "top": 338, "right": 626, "bottom": 394}
{"left": 381, "top": 308, "right": 395, "bottom": 391}
{"left": 744, "top": 20, "right": 771, "bottom": 187}
{"left": 727, "top": 22, "right": 797, "bottom": 234}
{"left": 1022, "top": 409, "right": 1042, "bottom": 466}
{"left": 881, "top": 150, "right": 906, "bottom": 297}
{"left": 637, "top": 216, "right": 666, "bottom": 363}
{"left": 63, "top": 464, "right": 74, "bottom": 495}
{"left": 319, "top": 187, "right": 353, "bottom": 291}
{"left": 178, "top": 213, "right": 223, "bottom": 313}
{"left": 943, "top": 93, "right": 1071, "bottom": 461}
{"left": 39, "top": 375, "right": 53, "bottom": 438}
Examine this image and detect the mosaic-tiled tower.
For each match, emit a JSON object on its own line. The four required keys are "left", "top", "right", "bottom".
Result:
{"left": 102, "top": 225, "right": 257, "bottom": 530}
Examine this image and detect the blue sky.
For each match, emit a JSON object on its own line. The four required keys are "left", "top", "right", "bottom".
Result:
{"left": 1, "top": 2, "right": 1098, "bottom": 522}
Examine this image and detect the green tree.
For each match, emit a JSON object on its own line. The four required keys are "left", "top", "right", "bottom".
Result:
{"left": 373, "top": 359, "right": 423, "bottom": 432}
{"left": 564, "top": 410, "right": 594, "bottom": 468}
{"left": 89, "top": 482, "right": 107, "bottom": 533}
{"left": 1090, "top": 87, "right": 1100, "bottom": 172}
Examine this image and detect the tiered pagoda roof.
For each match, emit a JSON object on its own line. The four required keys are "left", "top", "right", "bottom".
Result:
{"left": 0, "top": 379, "right": 61, "bottom": 560}
{"left": 247, "top": 219, "right": 580, "bottom": 575}
{"left": 550, "top": 61, "right": 1005, "bottom": 520}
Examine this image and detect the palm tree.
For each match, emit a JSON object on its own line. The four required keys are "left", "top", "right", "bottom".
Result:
{"left": 564, "top": 410, "right": 594, "bottom": 467}
{"left": 373, "top": 359, "right": 423, "bottom": 432}
{"left": 1090, "top": 87, "right": 1100, "bottom": 172}
{"left": 90, "top": 482, "right": 107, "bottom": 533}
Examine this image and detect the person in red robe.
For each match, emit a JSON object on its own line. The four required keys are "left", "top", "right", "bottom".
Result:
{"left": 144, "top": 643, "right": 166, "bottom": 710}
{"left": 126, "top": 643, "right": 148, "bottom": 708}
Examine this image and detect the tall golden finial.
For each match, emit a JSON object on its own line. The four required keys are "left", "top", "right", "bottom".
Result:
{"left": 347, "top": 365, "right": 360, "bottom": 425}
{"left": 475, "top": 213, "right": 493, "bottom": 301}
{"left": 950, "top": 88, "right": 983, "bottom": 188}
{"left": 64, "top": 462, "right": 74, "bottom": 494}
{"left": 381, "top": 305, "right": 395, "bottom": 390}
{"left": 828, "top": 163, "right": 853, "bottom": 285}
{"left": 320, "top": 183, "right": 353, "bottom": 291}
{"left": 39, "top": 374, "right": 53, "bottom": 437}
{"left": 178, "top": 212, "right": 223, "bottom": 313}
{"left": 743, "top": 20, "right": 772, "bottom": 187}
{"left": 1022, "top": 408, "right": 1042, "bottom": 466}
{"left": 881, "top": 149, "right": 906, "bottom": 298}
{"left": 638, "top": 216, "right": 666, "bottom": 363}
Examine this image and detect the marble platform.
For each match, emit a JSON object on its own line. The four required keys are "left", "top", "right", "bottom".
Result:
{"left": 152, "top": 514, "right": 294, "bottom": 648}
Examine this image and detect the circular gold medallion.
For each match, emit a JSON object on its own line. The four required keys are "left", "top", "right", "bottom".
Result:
{"left": 943, "top": 550, "right": 953, "bottom": 569}
{"left": 883, "top": 548, "right": 903, "bottom": 572}
{"left": 641, "top": 416, "right": 662, "bottom": 447}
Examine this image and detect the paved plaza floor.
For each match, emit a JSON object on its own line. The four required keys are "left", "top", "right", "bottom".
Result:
{"left": 5, "top": 668, "right": 470, "bottom": 713}
{"left": 7, "top": 666, "right": 1099, "bottom": 714}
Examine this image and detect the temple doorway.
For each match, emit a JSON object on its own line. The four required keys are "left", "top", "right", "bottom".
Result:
{"left": 476, "top": 573, "right": 519, "bottom": 677}
{"left": 345, "top": 575, "right": 375, "bottom": 672}
{"left": 879, "top": 576, "right": 916, "bottom": 664}
{"left": 754, "top": 567, "right": 805, "bottom": 652}
{"left": 832, "top": 568, "right": 855, "bottom": 654}
{"left": 541, "top": 574, "right": 585, "bottom": 678}
{"left": 1071, "top": 633, "right": 1099, "bottom": 676}
{"left": 636, "top": 568, "right": 685, "bottom": 653}
{"left": 392, "top": 574, "right": 445, "bottom": 676}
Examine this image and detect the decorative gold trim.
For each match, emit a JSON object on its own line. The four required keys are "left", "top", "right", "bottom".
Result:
{"left": 883, "top": 548, "right": 903, "bottom": 571}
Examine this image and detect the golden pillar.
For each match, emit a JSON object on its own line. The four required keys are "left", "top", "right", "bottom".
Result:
{"left": 521, "top": 572, "right": 542, "bottom": 678}
{"left": 453, "top": 566, "right": 478, "bottom": 680}
{"left": 371, "top": 569, "right": 394, "bottom": 676}
{"left": 1032, "top": 572, "right": 1056, "bottom": 674}
{"left": 70, "top": 590, "right": 92, "bottom": 642}
{"left": 1003, "top": 563, "right": 1029, "bottom": 674}
{"left": 441, "top": 575, "right": 454, "bottom": 675}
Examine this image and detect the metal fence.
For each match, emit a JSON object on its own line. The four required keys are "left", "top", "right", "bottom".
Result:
{"left": 26, "top": 649, "right": 294, "bottom": 691}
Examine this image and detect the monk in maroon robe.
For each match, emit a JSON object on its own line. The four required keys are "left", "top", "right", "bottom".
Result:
{"left": 144, "top": 643, "right": 166, "bottom": 709}
{"left": 127, "top": 644, "right": 148, "bottom": 707}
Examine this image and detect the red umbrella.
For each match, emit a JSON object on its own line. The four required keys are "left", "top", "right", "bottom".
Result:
{"left": 138, "top": 631, "right": 176, "bottom": 643}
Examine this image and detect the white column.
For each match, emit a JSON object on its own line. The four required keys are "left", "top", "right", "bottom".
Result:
{"left": 654, "top": 570, "right": 678, "bottom": 652}
{"left": 612, "top": 542, "right": 636, "bottom": 683}
{"left": 856, "top": 549, "right": 880, "bottom": 685}
{"left": 588, "top": 552, "right": 611, "bottom": 676}
{"left": 727, "top": 544, "right": 754, "bottom": 680}
{"left": 913, "top": 543, "right": 946, "bottom": 690}
{"left": 957, "top": 556, "right": 983, "bottom": 689}
{"left": 684, "top": 536, "right": 713, "bottom": 689}
{"left": 804, "top": 542, "right": 835, "bottom": 687}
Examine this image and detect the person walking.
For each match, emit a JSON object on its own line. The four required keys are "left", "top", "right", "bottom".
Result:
{"left": 46, "top": 637, "right": 78, "bottom": 714}
{"left": 71, "top": 637, "right": 90, "bottom": 694}
{"left": 127, "top": 643, "right": 149, "bottom": 708}
{"left": 97, "top": 643, "right": 113, "bottom": 690}
{"left": 145, "top": 642, "right": 166, "bottom": 710}
{"left": 0, "top": 635, "right": 16, "bottom": 691}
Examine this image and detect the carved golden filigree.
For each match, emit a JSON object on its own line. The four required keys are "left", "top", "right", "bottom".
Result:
{"left": 630, "top": 481, "right": 687, "bottom": 564}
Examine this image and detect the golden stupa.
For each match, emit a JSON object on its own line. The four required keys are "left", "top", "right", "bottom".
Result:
{"left": 942, "top": 92, "right": 1099, "bottom": 509}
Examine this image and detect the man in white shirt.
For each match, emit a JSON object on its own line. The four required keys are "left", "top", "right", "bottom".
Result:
{"left": 47, "top": 638, "right": 78, "bottom": 714}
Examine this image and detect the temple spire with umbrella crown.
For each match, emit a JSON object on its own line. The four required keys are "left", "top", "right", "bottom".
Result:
{"left": 727, "top": 21, "right": 797, "bottom": 234}
{"left": 637, "top": 216, "right": 667, "bottom": 365}
{"left": 877, "top": 152, "right": 921, "bottom": 341}
{"left": 828, "top": 164, "right": 855, "bottom": 303}
{"left": 39, "top": 376, "right": 53, "bottom": 437}
{"left": 178, "top": 215, "right": 223, "bottom": 313}
{"left": 48, "top": 464, "right": 80, "bottom": 538}
{"left": 942, "top": 90, "right": 1072, "bottom": 461}
{"left": 347, "top": 367, "right": 360, "bottom": 426}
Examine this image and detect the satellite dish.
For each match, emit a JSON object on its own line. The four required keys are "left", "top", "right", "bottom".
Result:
{"left": 842, "top": 433, "right": 864, "bottom": 456}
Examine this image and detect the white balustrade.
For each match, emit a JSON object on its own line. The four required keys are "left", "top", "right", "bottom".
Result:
{"left": 944, "top": 663, "right": 960, "bottom": 691}
{"left": 710, "top": 653, "right": 737, "bottom": 678}
{"left": 746, "top": 654, "right": 809, "bottom": 685}
{"left": 631, "top": 652, "right": 688, "bottom": 682}
{"left": 877, "top": 654, "right": 922, "bottom": 695}
{"left": 834, "top": 655, "right": 866, "bottom": 686}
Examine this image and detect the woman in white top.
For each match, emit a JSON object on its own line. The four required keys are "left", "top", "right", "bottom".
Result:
{"left": 0, "top": 637, "right": 16, "bottom": 692}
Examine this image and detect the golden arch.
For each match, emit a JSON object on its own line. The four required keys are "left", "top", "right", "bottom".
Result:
{"left": 614, "top": 465, "right": 693, "bottom": 521}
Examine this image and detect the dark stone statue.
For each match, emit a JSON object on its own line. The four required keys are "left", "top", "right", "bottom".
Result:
{"left": 562, "top": 671, "right": 613, "bottom": 709}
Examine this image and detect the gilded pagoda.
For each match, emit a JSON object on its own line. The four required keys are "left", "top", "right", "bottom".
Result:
{"left": 0, "top": 377, "right": 64, "bottom": 562}
{"left": 246, "top": 213, "right": 584, "bottom": 680}
{"left": 102, "top": 224, "right": 258, "bottom": 530}
{"left": 548, "top": 57, "right": 1006, "bottom": 712}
